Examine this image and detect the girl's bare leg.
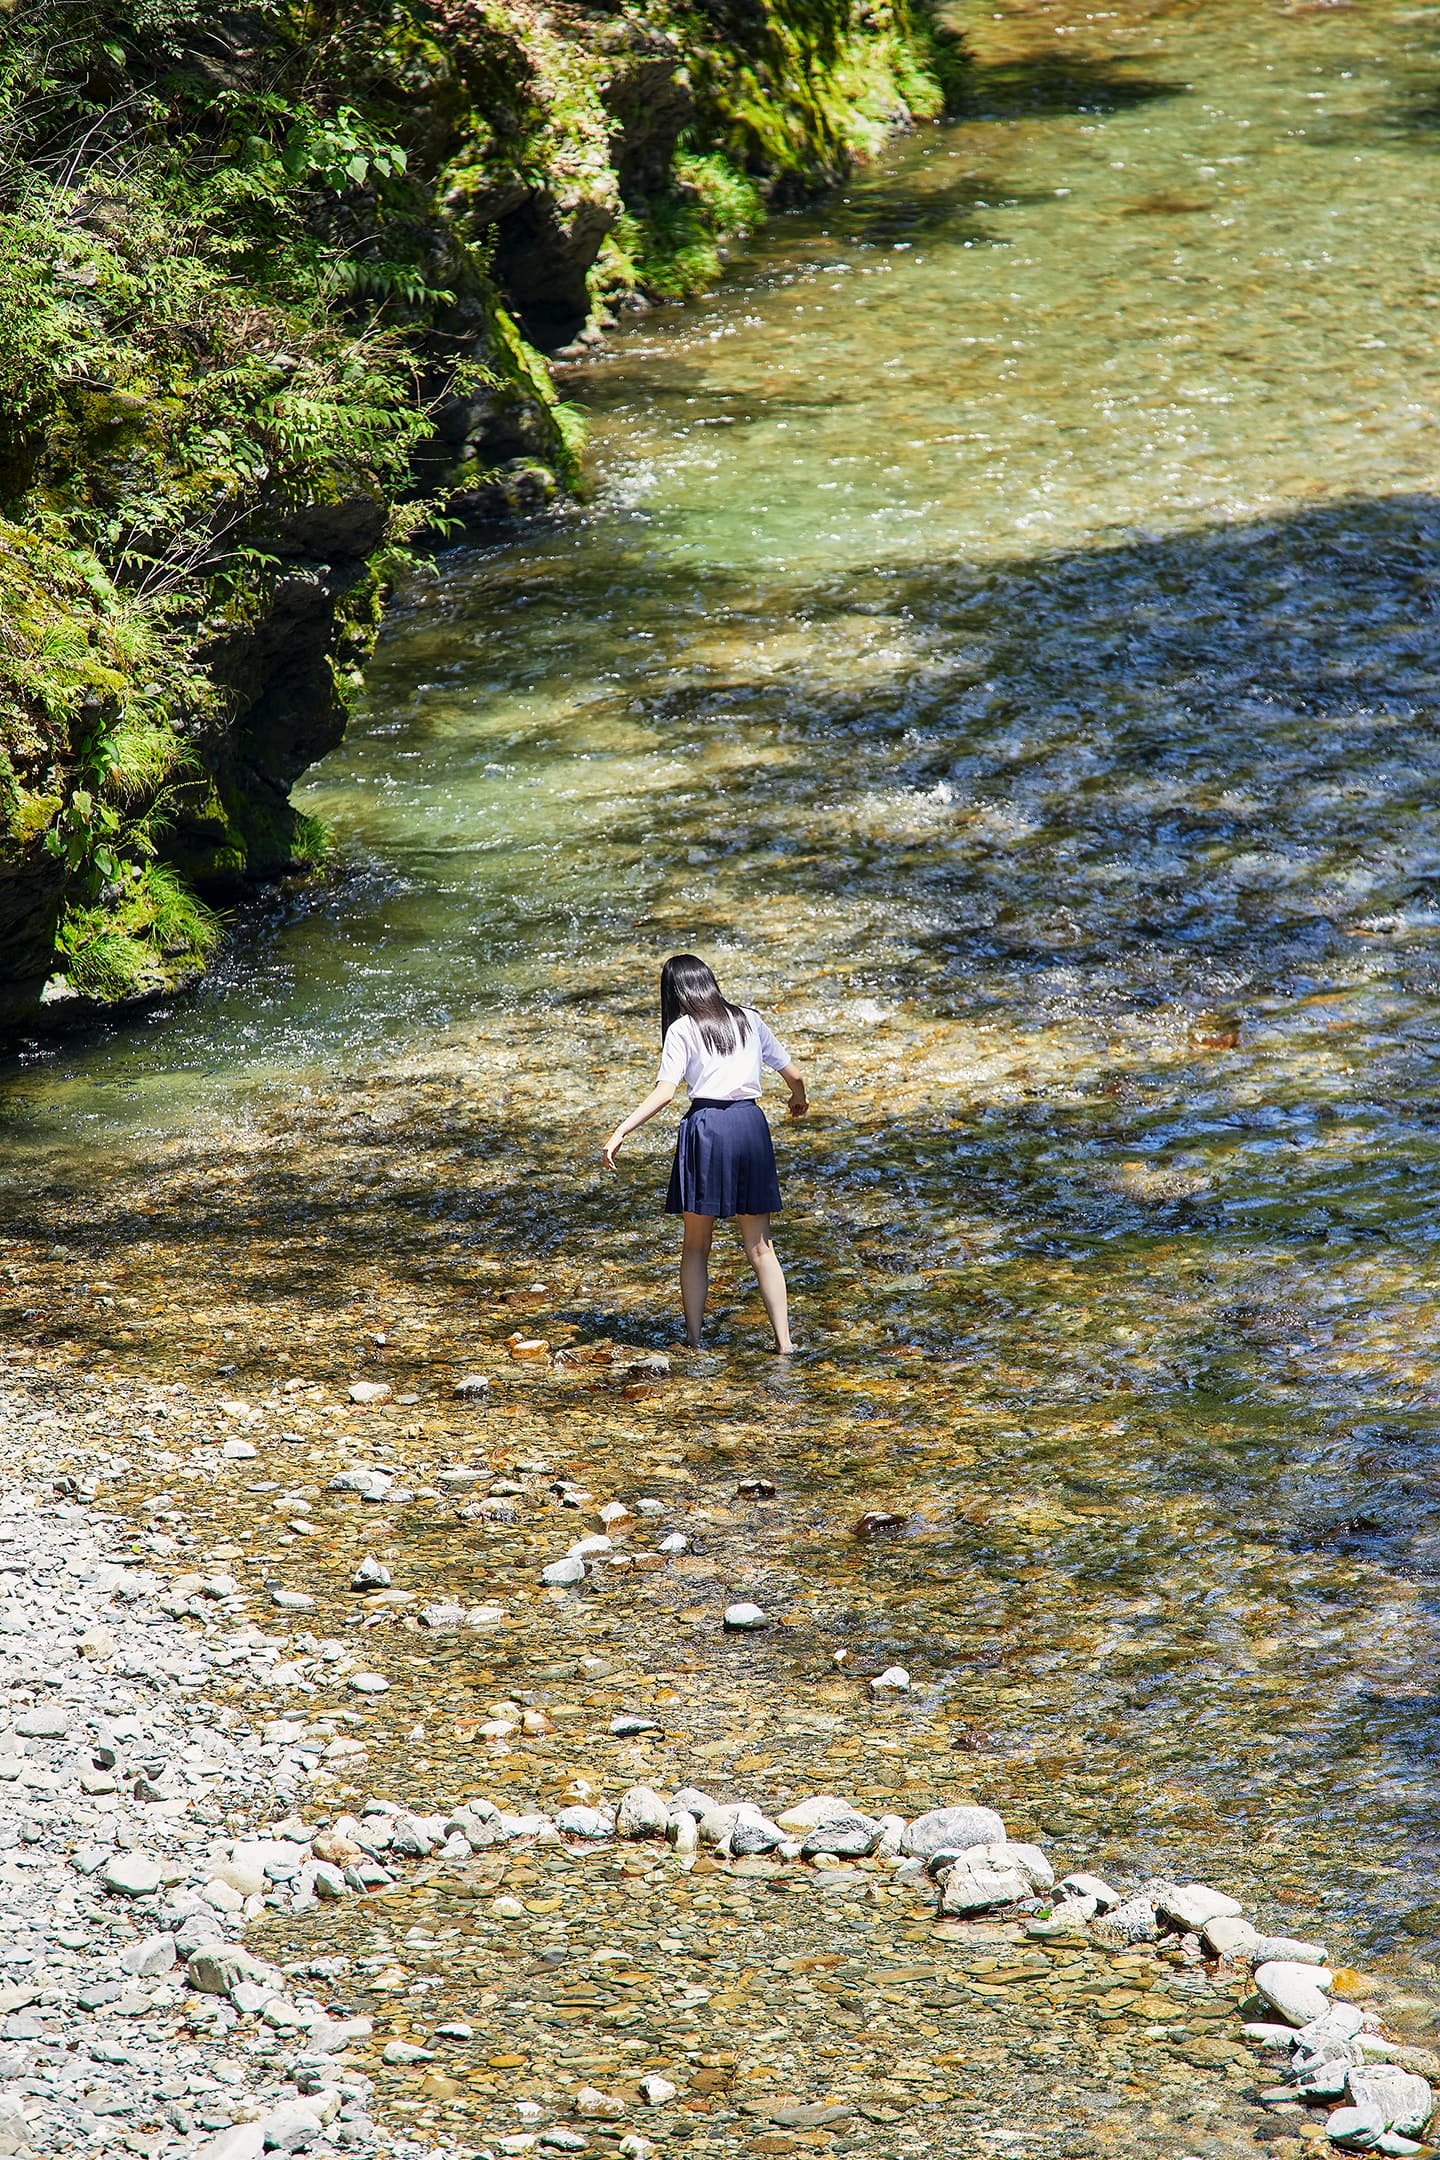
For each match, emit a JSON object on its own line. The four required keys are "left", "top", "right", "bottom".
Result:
{"left": 737, "top": 1212, "right": 793, "bottom": 1353}
{"left": 680, "top": 1212, "right": 715, "bottom": 1348}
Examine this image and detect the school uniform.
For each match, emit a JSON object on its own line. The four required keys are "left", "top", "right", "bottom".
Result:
{"left": 659, "top": 1009, "right": 789, "bottom": 1218}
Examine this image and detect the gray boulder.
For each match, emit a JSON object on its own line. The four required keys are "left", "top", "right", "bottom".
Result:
{"left": 187, "top": 1944, "right": 278, "bottom": 1999}
{"left": 1324, "top": 2098, "right": 1390, "bottom": 2150}
{"left": 1200, "top": 1918, "right": 1252, "bottom": 1969}
{"left": 390, "top": 1816, "right": 436, "bottom": 1858}
{"left": 940, "top": 1861, "right": 1029, "bottom": 1915}
{"left": 1094, "top": 1893, "right": 1162, "bottom": 1946}
{"left": 1293, "top": 2047, "right": 1357, "bottom": 2100}
{"left": 1061, "top": 1871, "right": 1119, "bottom": 1911}
{"left": 617, "top": 1785, "right": 670, "bottom": 1839}
{"left": 1155, "top": 1882, "right": 1242, "bottom": 1933}
{"left": 102, "top": 1853, "right": 167, "bottom": 1898}
{"left": 1347, "top": 2066, "right": 1434, "bottom": 2138}
{"left": 1255, "top": 1931, "right": 1331, "bottom": 1966}
{"left": 555, "top": 1806, "right": 613, "bottom": 1840}
{"left": 969, "top": 1839, "right": 1053, "bottom": 1894}
{"left": 901, "top": 1805, "right": 1006, "bottom": 1860}
{"left": 1255, "top": 1958, "right": 1333, "bottom": 2028}
{"left": 1295, "top": 2004, "right": 1366, "bottom": 2056}
{"left": 729, "top": 1814, "right": 787, "bottom": 1856}
{"left": 118, "top": 1931, "right": 176, "bottom": 1976}
{"left": 801, "top": 1813, "right": 882, "bottom": 1860}
{"left": 1205, "top": 1914, "right": 1333, "bottom": 1965}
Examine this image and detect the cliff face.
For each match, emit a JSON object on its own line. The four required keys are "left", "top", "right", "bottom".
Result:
{"left": 0, "top": 0, "right": 960, "bottom": 1025}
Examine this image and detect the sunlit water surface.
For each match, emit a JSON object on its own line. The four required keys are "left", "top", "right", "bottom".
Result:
{"left": 5, "top": 1, "right": 1440, "bottom": 2139}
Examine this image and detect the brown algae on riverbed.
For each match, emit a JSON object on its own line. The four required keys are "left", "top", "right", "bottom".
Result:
{"left": 8, "top": 0, "right": 1440, "bottom": 2150}
{"left": 7, "top": 1000, "right": 1440, "bottom": 2152}
{"left": 252, "top": 1877, "right": 1268, "bottom": 2154}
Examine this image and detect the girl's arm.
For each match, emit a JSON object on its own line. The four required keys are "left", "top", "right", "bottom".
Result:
{"left": 603, "top": 1081, "right": 678, "bottom": 1172}
{"left": 778, "top": 1061, "right": 808, "bottom": 1118}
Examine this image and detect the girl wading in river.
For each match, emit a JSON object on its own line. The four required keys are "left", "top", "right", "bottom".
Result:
{"left": 603, "top": 954, "right": 808, "bottom": 1353}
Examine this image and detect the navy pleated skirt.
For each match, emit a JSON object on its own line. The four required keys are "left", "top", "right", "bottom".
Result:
{"left": 665, "top": 1098, "right": 783, "bottom": 1218}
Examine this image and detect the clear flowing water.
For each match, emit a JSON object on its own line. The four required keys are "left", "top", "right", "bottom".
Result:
{"left": 7, "top": 0, "right": 1440, "bottom": 2141}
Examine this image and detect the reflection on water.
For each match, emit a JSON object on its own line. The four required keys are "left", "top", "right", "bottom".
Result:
{"left": 4, "top": 0, "right": 1440, "bottom": 2085}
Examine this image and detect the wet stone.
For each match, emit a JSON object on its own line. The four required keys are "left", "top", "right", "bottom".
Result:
{"left": 1345, "top": 2066, "right": 1434, "bottom": 2137}
{"left": 729, "top": 1813, "right": 787, "bottom": 1855}
{"left": 616, "top": 1786, "right": 670, "bottom": 1839}
{"left": 1295, "top": 2007, "right": 1367, "bottom": 2066}
{"left": 555, "top": 1806, "right": 613, "bottom": 1839}
{"left": 939, "top": 1861, "right": 1029, "bottom": 1914}
{"left": 1294, "top": 2050, "right": 1355, "bottom": 2099}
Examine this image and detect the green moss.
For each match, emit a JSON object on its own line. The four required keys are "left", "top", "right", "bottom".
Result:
{"left": 56, "top": 860, "right": 221, "bottom": 1004}
{"left": 0, "top": 0, "right": 957, "bottom": 1017}
{"left": 610, "top": 152, "right": 764, "bottom": 301}
{"left": 486, "top": 301, "right": 585, "bottom": 482}
{"left": 911, "top": 2, "right": 973, "bottom": 110}
{"left": 288, "top": 810, "right": 335, "bottom": 873}
{"left": 7, "top": 789, "right": 62, "bottom": 850}
{"left": 675, "top": 0, "right": 948, "bottom": 188}
{"left": 168, "top": 774, "right": 249, "bottom": 890}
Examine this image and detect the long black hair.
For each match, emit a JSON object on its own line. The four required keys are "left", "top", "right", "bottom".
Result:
{"left": 660, "top": 954, "right": 751, "bottom": 1055}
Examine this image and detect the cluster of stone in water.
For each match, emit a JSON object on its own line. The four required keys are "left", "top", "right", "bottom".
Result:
{"left": 11, "top": 1341, "right": 1440, "bottom": 2160}
{"left": 136, "top": 1781, "right": 1437, "bottom": 2158}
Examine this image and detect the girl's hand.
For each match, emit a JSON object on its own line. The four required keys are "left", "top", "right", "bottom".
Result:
{"left": 601, "top": 1083, "right": 675, "bottom": 1173}
{"left": 787, "top": 1092, "right": 809, "bottom": 1119}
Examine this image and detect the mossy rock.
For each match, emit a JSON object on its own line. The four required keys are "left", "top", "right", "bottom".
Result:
{"left": 53, "top": 863, "right": 221, "bottom": 1011}
{"left": 0, "top": 0, "right": 950, "bottom": 1022}
{"left": 1, "top": 789, "right": 61, "bottom": 853}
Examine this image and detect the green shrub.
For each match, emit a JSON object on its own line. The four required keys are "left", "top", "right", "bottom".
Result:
{"left": 611, "top": 152, "right": 764, "bottom": 301}
{"left": 57, "top": 860, "right": 221, "bottom": 1001}
{"left": 288, "top": 811, "right": 335, "bottom": 873}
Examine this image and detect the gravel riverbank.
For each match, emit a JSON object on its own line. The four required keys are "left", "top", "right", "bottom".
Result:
{"left": 0, "top": 1384, "right": 414, "bottom": 2160}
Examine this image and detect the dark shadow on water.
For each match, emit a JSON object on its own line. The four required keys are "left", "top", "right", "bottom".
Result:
{"left": 951, "top": 52, "right": 1187, "bottom": 122}
{"left": 369, "top": 487, "right": 1440, "bottom": 1028}
{"left": 4, "top": 492, "right": 1440, "bottom": 1956}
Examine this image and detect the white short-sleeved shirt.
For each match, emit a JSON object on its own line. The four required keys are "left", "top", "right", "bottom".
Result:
{"left": 658, "top": 1009, "right": 790, "bottom": 1103}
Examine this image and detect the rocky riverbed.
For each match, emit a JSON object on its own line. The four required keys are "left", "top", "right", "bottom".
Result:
{"left": 10, "top": 2, "right": 1440, "bottom": 2148}
{"left": 4, "top": 1339, "right": 1440, "bottom": 2160}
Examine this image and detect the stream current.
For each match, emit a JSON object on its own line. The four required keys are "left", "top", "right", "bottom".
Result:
{"left": 5, "top": 1, "right": 1440, "bottom": 2150}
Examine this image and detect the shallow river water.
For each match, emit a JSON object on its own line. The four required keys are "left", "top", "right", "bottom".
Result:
{"left": 5, "top": 1, "right": 1440, "bottom": 2153}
